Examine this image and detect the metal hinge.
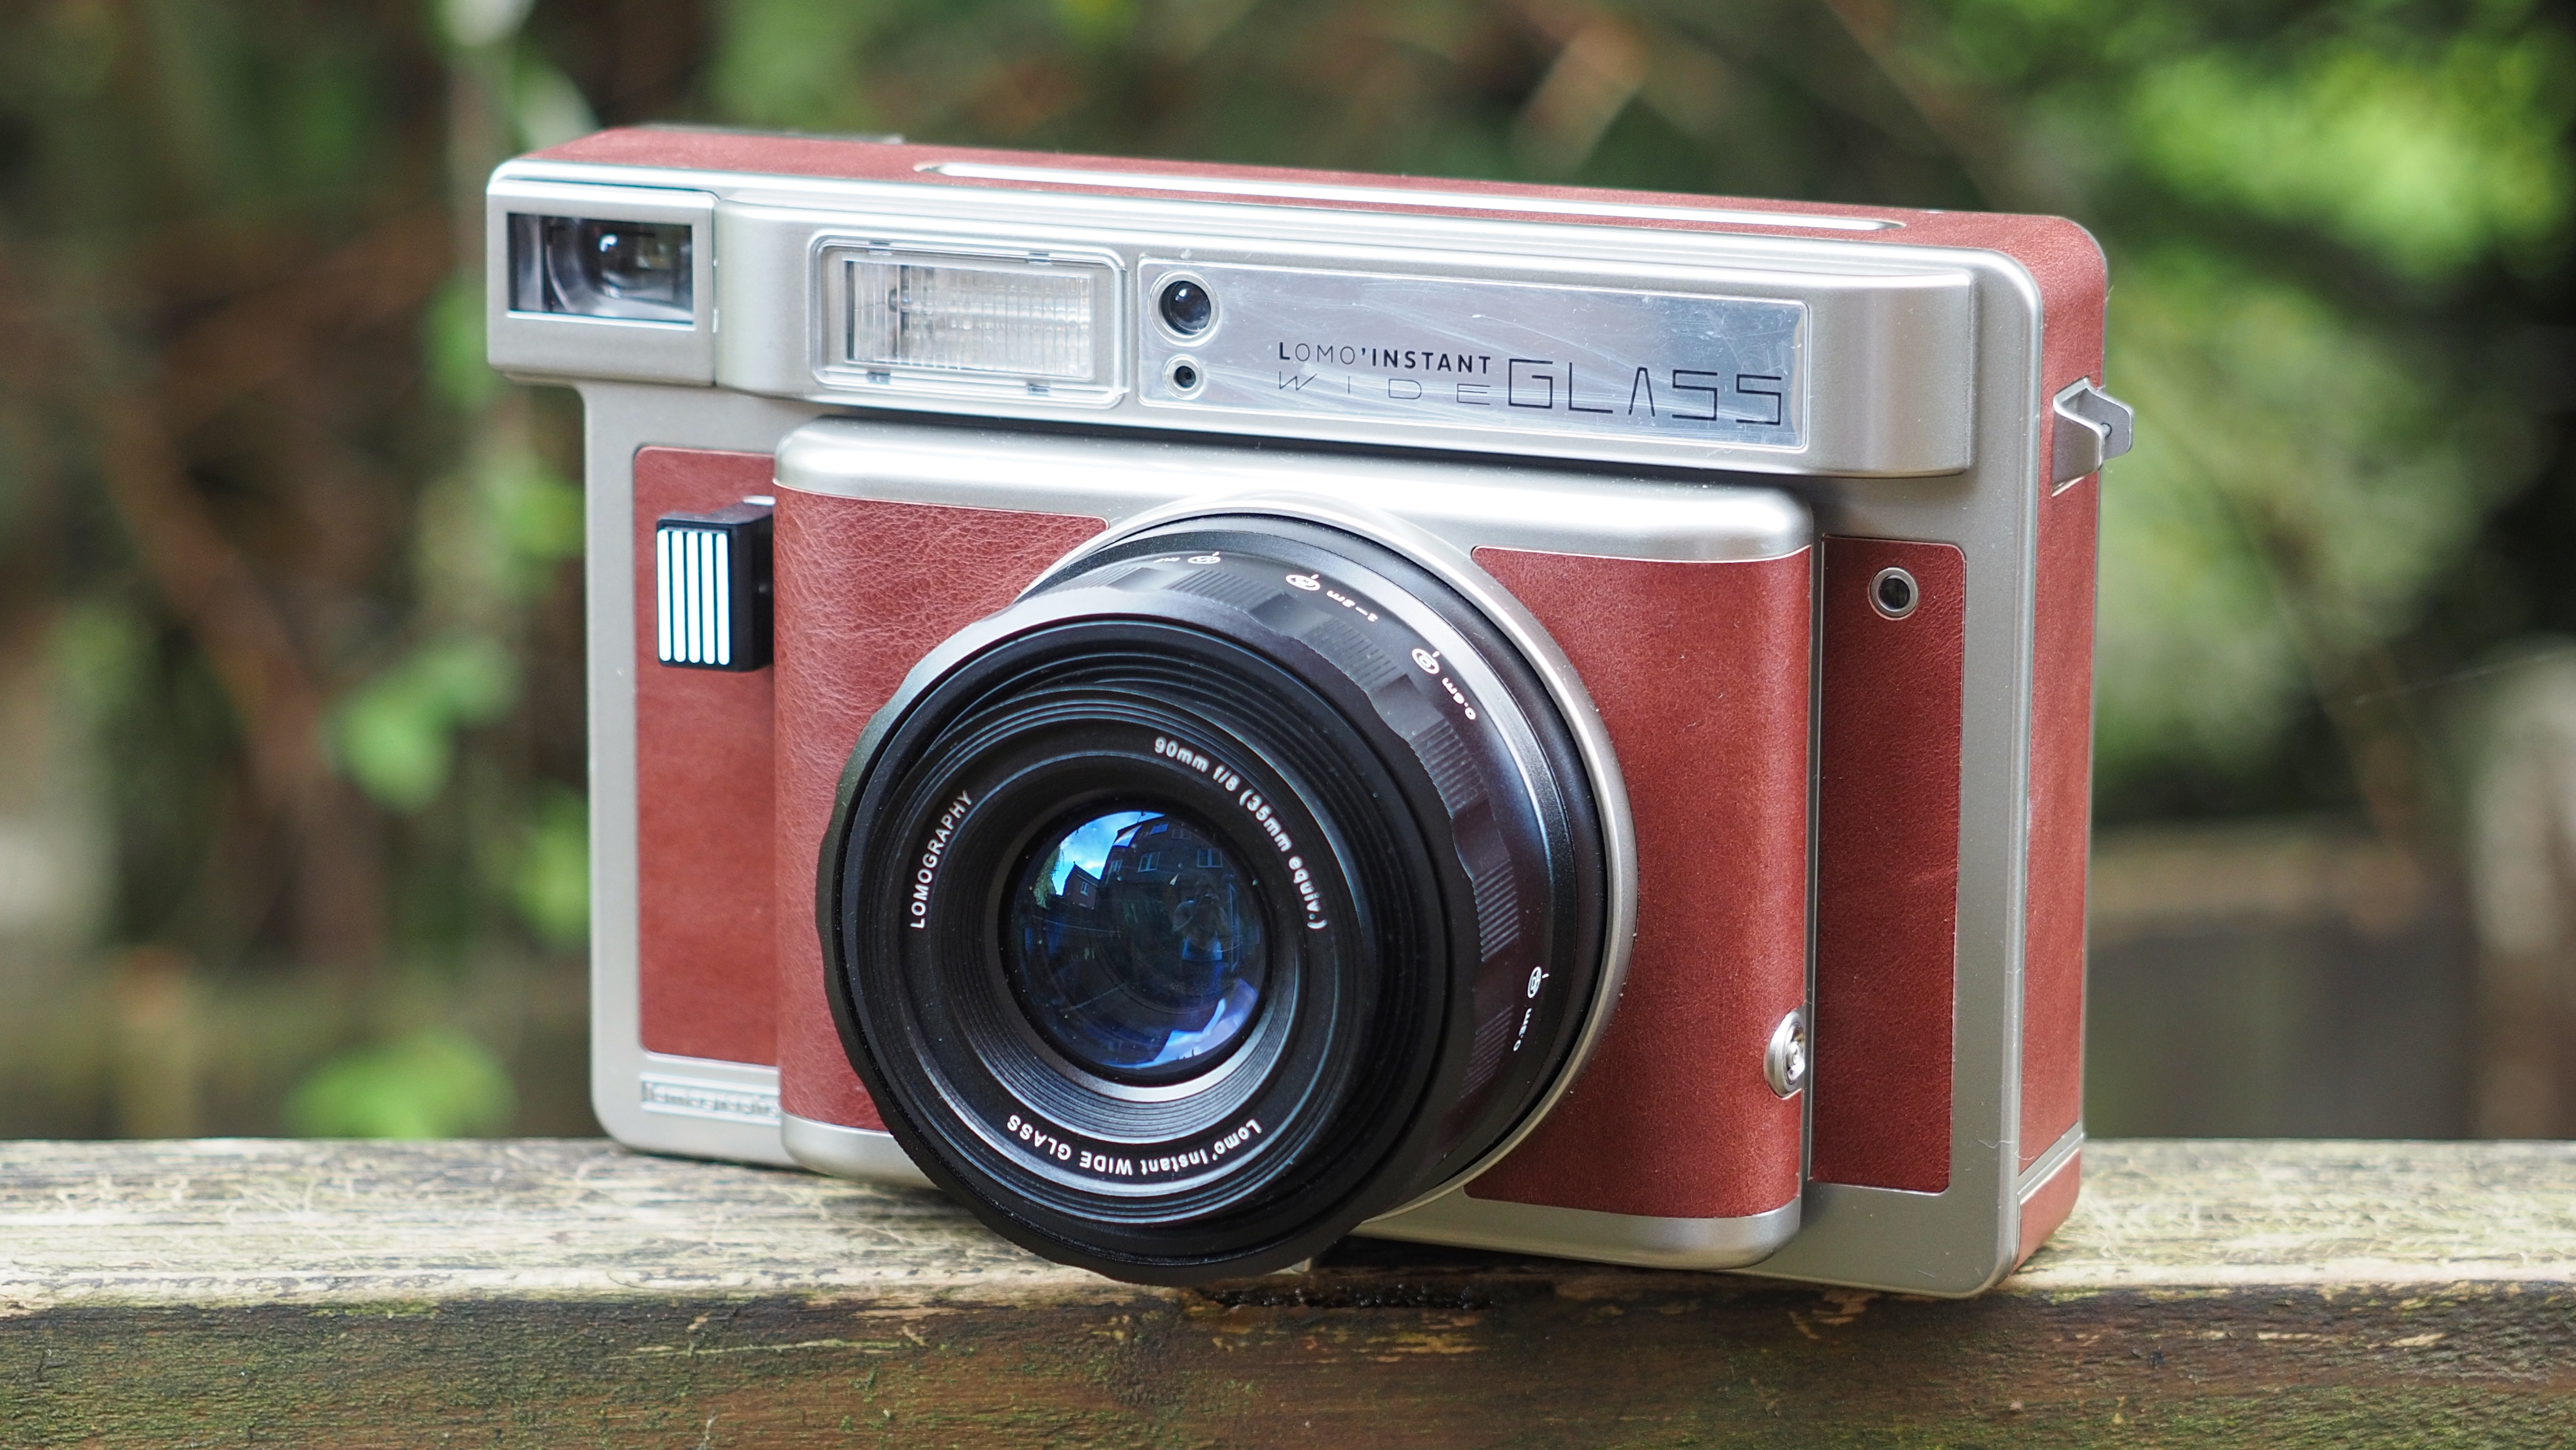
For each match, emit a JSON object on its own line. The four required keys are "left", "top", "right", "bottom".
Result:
{"left": 2050, "top": 377, "right": 2135, "bottom": 489}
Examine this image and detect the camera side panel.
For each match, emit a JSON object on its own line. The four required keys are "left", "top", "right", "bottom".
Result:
{"left": 1457, "top": 545, "right": 1811, "bottom": 1224}
{"left": 1810, "top": 537, "right": 1966, "bottom": 1193}
{"left": 633, "top": 448, "right": 781, "bottom": 1066}
{"left": 2022, "top": 237, "right": 2110, "bottom": 1177}
{"left": 770, "top": 490, "right": 1108, "bottom": 1135}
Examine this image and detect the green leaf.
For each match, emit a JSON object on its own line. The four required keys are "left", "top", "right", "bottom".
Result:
{"left": 1053, "top": 0, "right": 1136, "bottom": 46}
{"left": 514, "top": 786, "right": 589, "bottom": 948}
{"left": 50, "top": 601, "right": 151, "bottom": 731}
{"left": 286, "top": 1028, "right": 516, "bottom": 1138}
{"left": 512, "top": 51, "right": 597, "bottom": 150}
{"left": 492, "top": 459, "right": 585, "bottom": 568}
{"left": 329, "top": 637, "right": 519, "bottom": 812}
{"left": 423, "top": 276, "right": 496, "bottom": 410}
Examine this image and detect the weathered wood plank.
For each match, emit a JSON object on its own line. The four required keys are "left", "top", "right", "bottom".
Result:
{"left": 3, "top": 1138, "right": 2572, "bottom": 1447}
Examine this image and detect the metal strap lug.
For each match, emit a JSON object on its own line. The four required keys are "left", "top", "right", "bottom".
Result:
{"left": 2049, "top": 377, "right": 2135, "bottom": 488}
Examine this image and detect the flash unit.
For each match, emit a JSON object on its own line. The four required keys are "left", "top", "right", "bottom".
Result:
{"left": 829, "top": 248, "right": 1110, "bottom": 386}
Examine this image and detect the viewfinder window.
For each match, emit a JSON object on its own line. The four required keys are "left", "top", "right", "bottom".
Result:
{"left": 509, "top": 214, "right": 695, "bottom": 323}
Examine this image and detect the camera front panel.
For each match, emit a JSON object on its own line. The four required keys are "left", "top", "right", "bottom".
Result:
{"left": 768, "top": 422, "right": 1814, "bottom": 1274}
{"left": 632, "top": 448, "right": 779, "bottom": 1075}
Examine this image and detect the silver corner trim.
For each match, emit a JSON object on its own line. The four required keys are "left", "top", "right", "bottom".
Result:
{"left": 915, "top": 161, "right": 1904, "bottom": 233}
{"left": 1361, "top": 1186, "right": 1800, "bottom": 1270}
{"left": 783, "top": 1112, "right": 936, "bottom": 1187}
{"left": 640, "top": 1072, "right": 781, "bottom": 1126}
{"left": 2017, "top": 1122, "right": 2085, "bottom": 1198}
{"left": 2048, "top": 377, "right": 2133, "bottom": 488}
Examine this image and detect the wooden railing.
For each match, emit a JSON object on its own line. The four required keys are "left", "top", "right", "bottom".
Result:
{"left": 4, "top": 1138, "right": 2571, "bottom": 1446}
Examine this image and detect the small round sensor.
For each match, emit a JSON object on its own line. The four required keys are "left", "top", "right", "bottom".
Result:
{"left": 1870, "top": 567, "right": 1919, "bottom": 620}
{"left": 1158, "top": 278, "right": 1215, "bottom": 337}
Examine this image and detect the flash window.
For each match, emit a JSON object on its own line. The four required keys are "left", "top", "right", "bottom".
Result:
{"left": 817, "top": 242, "right": 1121, "bottom": 399}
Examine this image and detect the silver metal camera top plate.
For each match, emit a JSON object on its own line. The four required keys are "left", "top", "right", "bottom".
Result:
{"left": 1136, "top": 262, "right": 1807, "bottom": 452}
{"left": 472, "top": 162, "right": 1989, "bottom": 479}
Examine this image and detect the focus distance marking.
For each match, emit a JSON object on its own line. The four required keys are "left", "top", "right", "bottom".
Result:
{"left": 1281, "top": 561, "right": 1485, "bottom": 729}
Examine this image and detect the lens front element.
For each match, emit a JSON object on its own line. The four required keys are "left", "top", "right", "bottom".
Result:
{"left": 1010, "top": 808, "right": 1268, "bottom": 1080}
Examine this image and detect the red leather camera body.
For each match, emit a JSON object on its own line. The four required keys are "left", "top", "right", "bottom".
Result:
{"left": 491, "top": 129, "right": 2123, "bottom": 1292}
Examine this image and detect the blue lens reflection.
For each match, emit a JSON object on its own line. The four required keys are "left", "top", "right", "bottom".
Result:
{"left": 1008, "top": 808, "right": 1267, "bottom": 1078}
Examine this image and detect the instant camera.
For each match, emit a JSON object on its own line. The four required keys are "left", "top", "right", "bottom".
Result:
{"left": 486, "top": 129, "right": 2129, "bottom": 1292}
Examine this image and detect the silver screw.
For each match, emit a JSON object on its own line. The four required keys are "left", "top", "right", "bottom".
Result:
{"left": 1765, "top": 1009, "right": 1809, "bottom": 1099}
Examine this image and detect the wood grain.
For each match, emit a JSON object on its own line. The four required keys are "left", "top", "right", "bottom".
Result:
{"left": 4, "top": 1138, "right": 2572, "bottom": 1446}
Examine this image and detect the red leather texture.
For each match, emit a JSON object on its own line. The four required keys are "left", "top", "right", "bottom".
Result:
{"left": 634, "top": 448, "right": 780, "bottom": 1066}
{"left": 2022, "top": 235, "right": 2109, "bottom": 1171}
{"left": 1460, "top": 547, "right": 1810, "bottom": 1222}
{"left": 2013, "top": 1150, "right": 2082, "bottom": 1268}
{"left": 772, "top": 491, "right": 1106, "bottom": 1130}
{"left": 1810, "top": 538, "right": 1966, "bottom": 1193}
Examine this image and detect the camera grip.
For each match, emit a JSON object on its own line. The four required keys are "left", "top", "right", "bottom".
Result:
{"left": 634, "top": 448, "right": 781, "bottom": 1066}
{"left": 1458, "top": 545, "right": 1812, "bottom": 1224}
{"left": 1811, "top": 537, "right": 1966, "bottom": 1193}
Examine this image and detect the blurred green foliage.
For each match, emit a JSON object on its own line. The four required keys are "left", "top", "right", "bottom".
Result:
{"left": 0, "top": 0, "right": 2566, "bottom": 1137}
{"left": 285, "top": 1027, "right": 514, "bottom": 1138}
{"left": 332, "top": 635, "right": 516, "bottom": 812}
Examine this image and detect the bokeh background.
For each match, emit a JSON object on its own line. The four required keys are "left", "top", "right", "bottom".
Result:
{"left": 0, "top": 0, "right": 2570, "bottom": 1143}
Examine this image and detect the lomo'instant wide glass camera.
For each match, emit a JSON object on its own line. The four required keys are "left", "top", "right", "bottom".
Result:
{"left": 487, "top": 130, "right": 2131, "bottom": 1292}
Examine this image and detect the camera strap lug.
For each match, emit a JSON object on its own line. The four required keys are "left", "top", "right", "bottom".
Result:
{"left": 2049, "top": 378, "right": 2135, "bottom": 490}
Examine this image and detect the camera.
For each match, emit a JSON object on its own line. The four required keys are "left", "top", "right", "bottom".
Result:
{"left": 487, "top": 130, "right": 2129, "bottom": 1293}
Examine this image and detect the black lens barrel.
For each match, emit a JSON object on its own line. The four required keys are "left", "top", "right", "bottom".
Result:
{"left": 821, "top": 517, "right": 1604, "bottom": 1283}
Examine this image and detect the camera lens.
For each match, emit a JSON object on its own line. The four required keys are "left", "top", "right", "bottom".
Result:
{"left": 1008, "top": 807, "right": 1267, "bottom": 1080}
{"left": 822, "top": 516, "right": 1611, "bottom": 1284}
{"left": 1157, "top": 278, "right": 1214, "bottom": 336}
